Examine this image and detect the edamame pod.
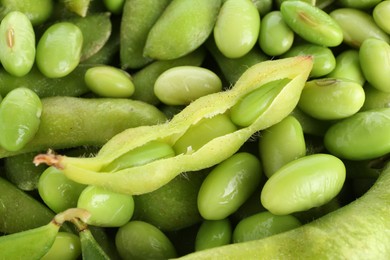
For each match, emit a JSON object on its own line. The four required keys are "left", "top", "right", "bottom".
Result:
{"left": 337, "top": 0, "right": 381, "bottom": 9}
{"left": 35, "top": 56, "right": 313, "bottom": 195}
{"left": 41, "top": 232, "right": 81, "bottom": 260}
{"left": 0, "top": 87, "right": 42, "bottom": 152}
{"left": 197, "top": 152, "right": 262, "bottom": 220}
{"left": 0, "top": 0, "right": 53, "bottom": 25}
{"left": 280, "top": 1, "right": 343, "bottom": 47}
{"left": 36, "top": 22, "right": 83, "bottom": 78}
{"left": 359, "top": 38, "right": 390, "bottom": 93}
{"left": 297, "top": 78, "right": 365, "bottom": 120}
{"left": 195, "top": 219, "right": 232, "bottom": 251}
{"left": 373, "top": 1, "right": 390, "bottom": 34}
{"left": 324, "top": 108, "right": 390, "bottom": 160}
{"left": 60, "top": 0, "right": 91, "bottom": 17}
{"left": 261, "top": 154, "right": 346, "bottom": 215}
{"left": 143, "top": 0, "right": 221, "bottom": 60}
{"left": 213, "top": 0, "right": 260, "bottom": 58}
{"left": 0, "top": 11, "right": 35, "bottom": 77}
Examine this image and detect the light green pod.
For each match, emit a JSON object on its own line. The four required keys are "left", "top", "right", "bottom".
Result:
{"left": 60, "top": 0, "right": 91, "bottom": 17}
{"left": 154, "top": 66, "right": 222, "bottom": 105}
{"left": 84, "top": 66, "right": 135, "bottom": 98}
{"left": 362, "top": 83, "right": 390, "bottom": 111}
{"left": 259, "top": 11, "right": 294, "bottom": 56}
{"left": 282, "top": 44, "right": 336, "bottom": 78}
{"left": 41, "top": 232, "right": 81, "bottom": 260}
{"left": 0, "top": 88, "right": 42, "bottom": 151}
{"left": 259, "top": 115, "right": 306, "bottom": 178}
{"left": 144, "top": 0, "right": 221, "bottom": 60}
{"left": 115, "top": 221, "right": 177, "bottom": 260}
{"left": 326, "top": 49, "right": 365, "bottom": 86}
{"left": 232, "top": 211, "right": 301, "bottom": 243}
{"left": 280, "top": 1, "right": 343, "bottom": 47}
{"left": 36, "top": 22, "right": 83, "bottom": 78}
{"left": 373, "top": 1, "right": 390, "bottom": 34}
{"left": 0, "top": 0, "right": 53, "bottom": 26}
{"left": 298, "top": 78, "right": 365, "bottom": 120}
{"left": 261, "top": 153, "right": 346, "bottom": 215}
{"left": 197, "top": 152, "right": 262, "bottom": 220}
{"left": 330, "top": 8, "right": 390, "bottom": 48}
{"left": 359, "top": 38, "right": 390, "bottom": 93}
{"left": 337, "top": 0, "right": 382, "bottom": 9}
{"left": 195, "top": 219, "right": 232, "bottom": 251}
{"left": 0, "top": 11, "right": 35, "bottom": 77}
{"left": 324, "top": 108, "right": 390, "bottom": 160}
{"left": 230, "top": 78, "right": 292, "bottom": 127}
{"left": 214, "top": 0, "right": 260, "bottom": 58}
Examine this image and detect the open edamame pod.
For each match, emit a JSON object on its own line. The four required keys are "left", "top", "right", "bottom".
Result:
{"left": 34, "top": 56, "right": 313, "bottom": 195}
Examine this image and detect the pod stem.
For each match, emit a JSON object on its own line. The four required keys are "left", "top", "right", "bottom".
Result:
{"left": 53, "top": 208, "right": 91, "bottom": 226}
{"left": 33, "top": 150, "right": 64, "bottom": 169}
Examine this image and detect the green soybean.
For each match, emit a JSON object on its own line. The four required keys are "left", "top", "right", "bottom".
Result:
{"left": 0, "top": 0, "right": 53, "bottom": 26}
{"left": 41, "top": 232, "right": 81, "bottom": 260}
{"left": 280, "top": 1, "right": 343, "bottom": 47}
{"left": 259, "top": 11, "right": 294, "bottom": 56}
{"left": 373, "top": 1, "right": 390, "bottom": 34}
{"left": 84, "top": 65, "right": 135, "bottom": 98}
{"left": 103, "top": 0, "right": 124, "bottom": 14}
{"left": 298, "top": 78, "right": 365, "bottom": 120}
{"left": 230, "top": 78, "right": 292, "bottom": 127}
{"left": 36, "top": 22, "right": 83, "bottom": 78}
{"left": 195, "top": 219, "right": 232, "bottom": 251}
{"left": 359, "top": 38, "right": 390, "bottom": 93}
{"left": 213, "top": 0, "right": 260, "bottom": 58}
{"left": 197, "top": 152, "right": 262, "bottom": 220}
{"left": 154, "top": 66, "right": 222, "bottom": 105}
{"left": 115, "top": 221, "right": 177, "bottom": 260}
{"left": 282, "top": 43, "right": 336, "bottom": 78}
{"left": 251, "top": 0, "right": 273, "bottom": 16}
{"left": 327, "top": 49, "right": 365, "bottom": 86}
{"left": 232, "top": 211, "right": 301, "bottom": 243}
{"left": 261, "top": 153, "right": 346, "bottom": 215}
{"left": 330, "top": 8, "right": 390, "bottom": 48}
{"left": 290, "top": 107, "right": 332, "bottom": 136}
{"left": 324, "top": 108, "right": 390, "bottom": 160}
{"left": 259, "top": 115, "right": 306, "bottom": 178}
{"left": 144, "top": 0, "right": 221, "bottom": 60}
{"left": 337, "top": 0, "right": 382, "bottom": 9}
{"left": 362, "top": 83, "right": 390, "bottom": 110}
{"left": 0, "top": 11, "right": 35, "bottom": 77}
{"left": 0, "top": 88, "right": 42, "bottom": 152}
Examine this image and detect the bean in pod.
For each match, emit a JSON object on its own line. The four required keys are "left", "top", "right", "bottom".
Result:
{"left": 0, "top": 11, "right": 35, "bottom": 77}
{"left": 297, "top": 78, "right": 365, "bottom": 120}
{"left": 359, "top": 38, "right": 390, "bottom": 93}
{"left": 324, "top": 108, "right": 390, "bottom": 160}
{"left": 36, "top": 22, "right": 83, "bottom": 78}
{"left": 197, "top": 152, "right": 262, "bottom": 220}
{"left": 213, "top": 0, "right": 260, "bottom": 58}
{"left": 280, "top": 1, "right": 343, "bottom": 47}
{"left": 154, "top": 66, "right": 222, "bottom": 105}
{"left": 261, "top": 153, "right": 346, "bottom": 215}
{"left": 41, "top": 232, "right": 81, "bottom": 260}
{"left": 0, "top": 87, "right": 42, "bottom": 152}
{"left": 195, "top": 219, "right": 232, "bottom": 251}
{"left": 34, "top": 56, "right": 313, "bottom": 195}
{"left": 373, "top": 0, "right": 390, "bottom": 34}
{"left": 232, "top": 211, "right": 301, "bottom": 243}
{"left": 259, "top": 115, "right": 306, "bottom": 178}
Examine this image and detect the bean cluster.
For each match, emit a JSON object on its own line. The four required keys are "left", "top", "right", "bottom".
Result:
{"left": 0, "top": 0, "right": 390, "bottom": 259}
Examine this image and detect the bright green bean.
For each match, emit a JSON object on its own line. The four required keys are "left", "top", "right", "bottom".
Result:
{"left": 41, "top": 232, "right": 81, "bottom": 260}
{"left": 0, "top": 0, "right": 53, "bottom": 25}
{"left": 373, "top": 0, "right": 390, "bottom": 34}
{"left": 337, "top": 0, "right": 382, "bottom": 9}
{"left": 361, "top": 83, "right": 390, "bottom": 111}
{"left": 195, "top": 219, "right": 232, "bottom": 251}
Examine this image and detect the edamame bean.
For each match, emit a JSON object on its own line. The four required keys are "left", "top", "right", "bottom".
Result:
{"left": 230, "top": 78, "right": 292, "bottom": 127}
{"left": 195, "top": 219, "right": 232, "bottom": 251}
{"left": 337, "top": 0, "right": 382, "bottom": 9}
{"left": 38, "top": 166, "right": 87, "bottom": 213}
{"left": 259, "top": 11, "right": 294, "bottom": 56}
{"left": 326, "top": 49, "right": 365, "bottom": 86}
{"left": 232, "top": 211, "right": 301, "bottom": 243}
{"left": 41, "top": 232, "right": 81, "bottom": 260}
{"left": 115, "top": 221, "right": 177, "bottom": 260}
{"left": 143, "top": 0, "right": 221, "bottom": 60}
{"left": 280, "top": 1, "right": 343, "bottom": 47}
{"left": 0, "top": 0, "right": 53, "bottom": 25}
{"left": 36, "top": 22, "right": 83, "bottom": 78}
{"left": 324, "top": 108, "right": 390, "bottom": 160}
{"left": 373, "top": 1, "right": 390, "bottom": 34}
{"left": 359, "top": 38, "right": 390, "bottom": 93}
{"left": 77, "top": 185, "right": 135, "bottom": 227}
{"left": 261, "top": 153, "right": 346, "bottom": 215}
{"left": 214, "top": 0, "right": 260, "bottom": 58}
{"left": 154, "top": 66, "right": 222, "bottom": 105}
{"left": 0, "top": 11, "right": 35, "bottom": 77}
{"left": 297, "top": 78, "right": 365, "bottom": 120}
{"left": 197, "top": 152, "right": 262, "bottom": 220}
{"left": 103, "top": 0, "right": 125, "bottom": 14}
{"left": 282, "top": 43, "right": 336, "bottom": 78}
{"left": 0, "top": 88, "right": 42, "bottom": 151}
{"left": 330, "top": 8, "right": 390, "bottom": 48}
{"left": 84, "top": 65, "right": 135, "bottom": 98}
{"left": 361, "top": 83, "right": 390, "bottom": 110}
{"left": 251, "top": 0, "right": 273, "bottom": 17}
{"left": 259, "top": 115, "right": 306, "bottom": 178}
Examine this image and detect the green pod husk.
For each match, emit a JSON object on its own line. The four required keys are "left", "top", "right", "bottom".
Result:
{"left": 35, "top": 56, "right": 313, "bottom": 195}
